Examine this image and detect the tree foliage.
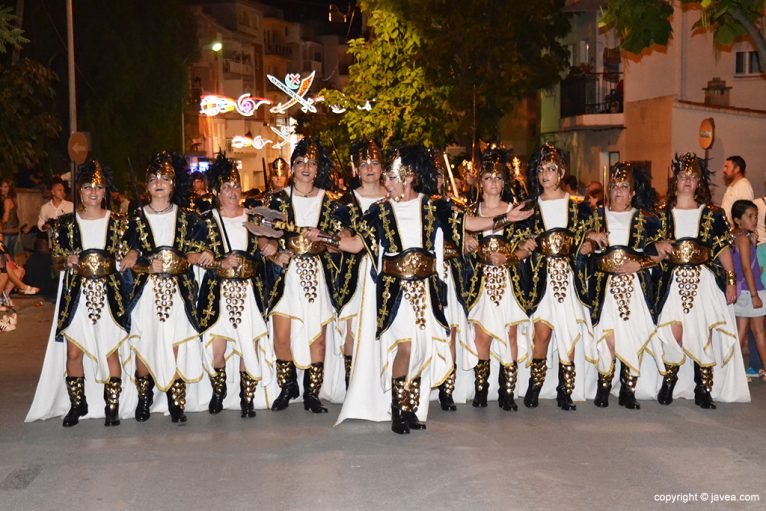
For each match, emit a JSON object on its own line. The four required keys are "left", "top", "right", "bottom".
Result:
{"left": 0, "top": 7, "right": 60, "bottom": 178}
{"left": 74, "top": 0, "right": 198, "bottom": 189}
{"left": 0, "top": 5, "right": 27, "bottom": 54}
{"left": 600, "top": 0, "right": 766, "bottom": 73}
{"left": 318, "top": 0, "right": 571, "bottom": 149}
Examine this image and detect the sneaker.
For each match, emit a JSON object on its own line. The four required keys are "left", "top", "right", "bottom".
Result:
{"left": 745, "top": 367, "right": 759, "bottom": 378}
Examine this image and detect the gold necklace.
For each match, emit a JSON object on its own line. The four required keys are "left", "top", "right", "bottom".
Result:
{"left": 294, "top": 185, "right": 314, "bottom": 197}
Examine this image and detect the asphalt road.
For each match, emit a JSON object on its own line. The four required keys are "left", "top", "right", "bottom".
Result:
{"left": 2, "top": 299, "right": 765, "bottom": 510}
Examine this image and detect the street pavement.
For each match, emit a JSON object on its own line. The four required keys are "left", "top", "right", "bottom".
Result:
{"left": 2, "top": 299, "right": 766, "bottom": 510}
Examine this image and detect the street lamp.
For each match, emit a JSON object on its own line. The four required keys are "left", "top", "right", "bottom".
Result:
{"left": 211, "top": 41, "right": 223, "bottom": 52}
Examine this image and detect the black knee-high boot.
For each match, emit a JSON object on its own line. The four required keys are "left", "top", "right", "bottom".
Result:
{"left": 593, "top": 362, "right": 614, "bottom": 408}
{"left": 618, "top": 363, "right": 640, "bottom": 410}
{"left": 103, "top": 376, "right": 122, "bottom": 426}
{"left": 208, "top": 366, "right": 227, "bottom": 414}
{"left": 62, "top": 376, "right": 88, "bottom": 427}
{"left": 556, "top": 362, "right": 576, "bottom": 411}
{"left": 271, "top": 359, "right": 299, "bottom": 411}
{"left": 524, "top": 358, "right": 547, "bottom": 408}
{"left": 472, "top": 359, "right": 490, "bottom": 407}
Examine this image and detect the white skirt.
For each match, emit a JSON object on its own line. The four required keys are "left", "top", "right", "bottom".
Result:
{"left": 379, "top": 281, "right": 452, "bottom": 422}
{"left": 129, "top": 276, "right": 203, "bottom": 392}
{"left": 27, "top": 275, "right": 138, "bottom": 422}
{"left": 592, "top": 273, "right": 663, "bottom": 376}
{"left": 270, "top": 255, "right": 335, "bottom": 369}
{"left": 652, "top": 266, "right": 750, "bottom": 403}
{"left": 466, "top": 266, "right": 529, "bottom": 368}
{"left": 201, "top": 281, "right": 273, "bottom": 385}
{"left": 733, "top": 289, "right": 766, "bottom": 318}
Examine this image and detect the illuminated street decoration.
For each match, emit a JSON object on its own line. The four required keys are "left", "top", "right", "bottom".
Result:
{"left": 200, "top": 93, "right": 271, "bottom": 117}
{"left": 357, "top": 100, "right": 373, "bottom": 111}
{"left": 330, "top": 105, "right": 346, "bottom": 114}
{"left": 268, "top": 71, "right": 317, "bottom": 114}
{"left": 270, "top": 125, "right": 293, "bottom": 150}
{"left": 231, "top": 135, "right": 274, "bottom": 150}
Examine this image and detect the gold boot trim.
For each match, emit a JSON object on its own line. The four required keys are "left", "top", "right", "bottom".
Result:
{"left": 275, "top": 359, "right": 295, "bottom": 388}
{"left": 407, "top": 377, "right": 422, "bottom": 414}
{"left": 474, "top": 359, "right": 491, "bottom": 393}
{"left": 66, "top": 376, "right": 86, "bottom": 409}
{"left": 441, "top": 366, "right": 456, "bottom": 396}
{"left": 104, "top": 377, "right": 122, "bottom": 413}
{"left": 600, "top": 361, "right": 615, "bottom": 390}
{"left": 136, "top": 374, "right": 153, "bottom": 396}
{"left": 392, "top": 377, "right": 410, "bottom": 412}
{"left": 621, "top": 363, "right": 638, "bottom": 392}
{"left": 169, "top": 380, "right": 187, "bottom": 410}
{"left": 210, "top": 367, "right": 227, "bottom": 397}
{"left": 663, "top": 363, "right": 680, "bottom": 385}
{"left": 698, "top": 365, "right": 714, "bottom": 393}
{"left": 561, "top": 363, "right": 576, "bottom": 395}
{"left": 240, "top": 371, "right": 257, "bottom": 403}
{"left": 501, "top": 361, "right": 518, "bottom": 397}
{"left": 530, "top": 359, "right": 547, "bottom": 388}
{"left": 307, "top": 363, "right": 325, "bottom": 396}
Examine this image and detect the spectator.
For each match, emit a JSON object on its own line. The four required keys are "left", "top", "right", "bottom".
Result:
{"left": 561, "top": 175, "right": 579, "bottom": 195}
{"left": 110, "top": 190, "right": 130, "bottom": 215}
{"left": 37, "top": 179, "right": 74, "bottom": 232}
{"left": 721, "top": 155, "right": 753, "bottom": 226}
{"left": 585, "top": 180, "right": 604, "bottom": 209}
{"left": 0, "top": 180, "right": 20, "bottom": 255}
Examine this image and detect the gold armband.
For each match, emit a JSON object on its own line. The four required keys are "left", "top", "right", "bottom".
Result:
{"left": 725, "top": 270, "right": 737, "bottom": 286}
{"left": 492, "top": 213, "right": 512, "bottom": 231}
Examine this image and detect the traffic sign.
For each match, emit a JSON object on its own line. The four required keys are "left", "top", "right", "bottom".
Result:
{"left": 68, "top": 132, "right": 89, "bottom": 164}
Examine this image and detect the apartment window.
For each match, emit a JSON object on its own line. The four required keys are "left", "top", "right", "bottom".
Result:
{"left": 736, "top": 50, "right": 761, "bottom": 75}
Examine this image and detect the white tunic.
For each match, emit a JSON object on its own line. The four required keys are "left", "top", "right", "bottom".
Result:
{"left": 378, "top": 195, "right": 451, "bottom": 420}
{"left": 270, "top": 189, "right": 335, "bottom": 370}
{"left": 653, "top": 205, "right": 749, "bottom": 403}
{"left": 201, "top": 212, "right": 273, "bottom": 396}
{"left": 61, "top": 213, "right": 129, "bottom": 384}
{"left": 466, "top": 204, "right": 529, "bottom": 368}
{"left": 591, "top": 209, "right": 662, "bottom": 378}
{"left": 129, "top": 205, "right": 203, "bottom": 392}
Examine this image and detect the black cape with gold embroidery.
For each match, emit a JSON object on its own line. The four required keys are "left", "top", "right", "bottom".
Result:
{"left": 509, "top": 198, "right": 594, "bottom": 316}
{"left": 124, "top": 206, "right": 207, "bottom": 330}
{"left": 655, "top": 204, "right": 732, "bottom": 312}
{"left": 332, "top": 190, "right": 373, "bottom": 314}
{"left": 265, "top": 188, "right": 341, "bottom": 311}
{"left": 587, "top": 207, "right": 663, "bottom": 326}
{"left": 51, "top": 211, "right": 130, "bottom": 341}
{"left": 196, "top": 209, "right": 268, "bottom": 330}
{"left": 355, "top": 195, "right": 465, "bottom": 337}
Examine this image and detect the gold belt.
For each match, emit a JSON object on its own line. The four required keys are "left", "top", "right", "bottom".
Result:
{"left": 536, "top": 229, "right": 574, "bottom": 257}
{"left": 215, "top": 252, "right": 261, "bottom": 279}
{"left": 668, "top": 238, "right": 711, "bottom": 265}
{"left": 444, "top": 241, "right": 459, "bottom": 261}
{"left": 133, "top": 247, "right": 189, "bottom": 275}
{"left": 382, "top": 249, "right": 437, "bottom": 280}
{"left": 286, "top": 234, "right": 326, "bottom": 256}
{"left": 595, "top": 246, "right": 655, "bottom": 274}
{"left": 478, "top": 236, "right": 517, "bottom": 266}
{"left": 77, "top": 249, "right": 116, "bottom": 278}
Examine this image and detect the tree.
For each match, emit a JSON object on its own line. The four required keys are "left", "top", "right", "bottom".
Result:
{"left": 320, "top": 3, "right": 451, "bottom": 147}
{"left": 0, "top": 7, "right": 60, "bottom": 178}
{"left": 74, "top": 1, "right": 199, "bottom": 190}
{"left": 600, "top": 0, "right": 766, "bottom": 73}
{"left": 318, "top": 0, "right": 570, "bottom": 150}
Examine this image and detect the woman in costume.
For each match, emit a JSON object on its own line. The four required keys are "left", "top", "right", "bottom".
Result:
{"left": 333, "top": 139, "right": 387, "bottom": 390}
{"left": 265, "top": 137, "right": 340, "bottom": 414}
{"left": 464, "top": 149, "right": 535, "bottom": 411}
{"left": 654, "top": 153, "right": 749, "bottom": 408}
{"left": 121, "top": 152, "right": 208, "bottom": 423}
{"left": 587, "top": 162, "right": 670, "bottom": 409}
{"left": 26, "top": 160, "right": 131, "bottom": 427}
{"left": 311, "top": 144, "right": 532, "bottom": 434}
{"left": 512, "top": 143, "right": 595, "bottom": 411}
{"left": 196, "top": 152, "right": 273, "bottom": 418}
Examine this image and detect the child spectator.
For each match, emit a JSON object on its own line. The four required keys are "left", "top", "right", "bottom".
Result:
{"left": 731, "top": 199, "right": 766, "bottom": 382}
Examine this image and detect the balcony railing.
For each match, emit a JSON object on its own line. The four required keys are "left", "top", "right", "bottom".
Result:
{"left": 266, "top": 43, "right": 292, "bottom": 58}
{"left": 560, "top": 72, "right": 623, "bottom": 118}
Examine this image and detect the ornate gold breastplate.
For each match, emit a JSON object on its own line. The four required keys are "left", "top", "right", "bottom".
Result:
{"left": 595, "top": 246, "right": 655, "bottom": 274}
{"left": 668, "top": 238, "right": 711, "bottom": 265}
{"left": 77, "top": 249, "right": 117, "bottom": 278}
{"left": 478, "top": 235, "right": 517, "bottom": 266}
{"left": 133, "top": 246, "right": 189, "bottom": 275}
